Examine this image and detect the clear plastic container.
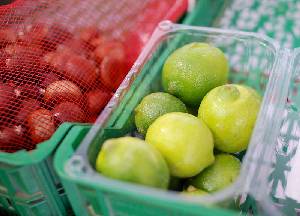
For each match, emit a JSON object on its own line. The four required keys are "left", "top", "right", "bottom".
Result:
{"left": 256, "top": 48, "right": 300, "bottom": 215}
{"left": 60, "top": 21, "right": 296, "bottom": 215}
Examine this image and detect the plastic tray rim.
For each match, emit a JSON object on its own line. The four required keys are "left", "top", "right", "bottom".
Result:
{"left": 61, "top": 21, "right": 289, "bottom": 209}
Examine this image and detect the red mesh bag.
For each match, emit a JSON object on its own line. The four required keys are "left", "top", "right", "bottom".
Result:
{"left": 0, "top": 0, "right": 187, "bottom": 152}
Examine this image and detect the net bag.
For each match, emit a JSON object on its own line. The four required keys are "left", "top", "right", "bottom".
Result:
{"left": 0, "top": 0, "right": 186, "bottom": 152}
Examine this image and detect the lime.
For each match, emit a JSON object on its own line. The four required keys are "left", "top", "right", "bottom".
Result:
{"left": 181, "top": 185, "right": 208, "bottom": 196}
{"left": 189, "top": 154, "right": 241, "bottom": 193}
{"left": 146, "top": 112, "right": 214, "bottom": 178}
{"left": 198, "top": 84, "right": 261, "bottom": 153}
{"left": 134, "top": 92, "right": 187, "bottom": 135}
{"left": 95, "top": 137, "right": 170, "bottom": 189}
{"left": 162, "top": 42, "right": 228, "bottom": 107}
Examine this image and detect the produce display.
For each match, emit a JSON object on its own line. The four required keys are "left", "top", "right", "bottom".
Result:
{"left": 0, "top": 0, "right": 187, "bottom": 153}
{"left": 0, "top": 24, "right": 134, "bottom": 152}
{"left": 95, "top": 42, "right": 262, "bottom": 195}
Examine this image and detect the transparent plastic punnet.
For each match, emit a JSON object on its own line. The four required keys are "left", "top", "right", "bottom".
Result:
{"left": 62, "top": 21, "right": 294, "bottom": 215}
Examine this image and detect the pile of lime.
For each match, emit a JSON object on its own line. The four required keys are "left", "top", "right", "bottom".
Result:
{"left": 95, "top": 42, "right": 262, "bottom": 195}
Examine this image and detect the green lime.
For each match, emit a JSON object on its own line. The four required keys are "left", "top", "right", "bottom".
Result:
{"left": 145, "top": 112, "right": 214, "bottom": 178}
{"left": 190, "top": 154, "right": 241, "bottom": 193}
{"left": 181, "top": 185, "right": 208, "bottom": 196}
{"left": 95, "top": 137, "right": 170, "bottom": 189}
{"left": 134, "top": 92, "right": 187, "bottom": 135}
{"left": 198, "top": 84, "right": 261, "bottom": 153}
{"left": 162, "top": 42, "right": 228, "bottom": 107}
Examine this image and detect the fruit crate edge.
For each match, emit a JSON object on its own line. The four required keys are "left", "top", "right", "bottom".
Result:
{"left": 0, "top": 123, "right": 79, "bottom": 216}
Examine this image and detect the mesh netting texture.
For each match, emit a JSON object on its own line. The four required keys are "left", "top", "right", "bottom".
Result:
{"left": 0, "top": 0, "right": 184, "bottom": 152}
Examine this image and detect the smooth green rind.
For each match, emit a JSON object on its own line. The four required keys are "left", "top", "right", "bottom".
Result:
{"left": 199, "top": 84, "right": 261, "bottom": 153}
{"left": 96, "top": 137, "right": 170, "bottom": 189}
{"left": 134, "top": 92, "right": 187, "bottom": 135}
{"left": 146, "top": 112, "right": 214, "bottom": 178}
{"left": 190, "top": 154, "right": 241, "bottom": 193}
{"left": 162, "top": 42, "right": 228, "bottom": 107}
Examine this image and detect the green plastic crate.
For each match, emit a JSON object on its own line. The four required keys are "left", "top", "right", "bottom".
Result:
{"left": 54, "top": 15, "right": 295, "bottom": 216}
{"left": 0, "top": 0, "right": 189, "bottom": 215}
{"left": 52, "top": 1, "right": 286, "bottom": 215}
{"left": 53, "top": 1, "right": 300, "bottom": 216}
{"left": 211, "top": 0, "right": 300, "bottom": 48}
{"left": 54, "top": 126, "right": 237, "bottom": 216}
{"left": 0, "top": 123, "right": 76, "bottom": 216}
